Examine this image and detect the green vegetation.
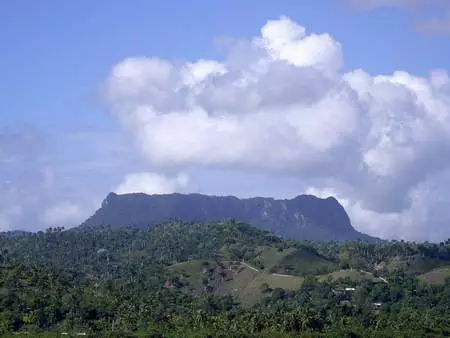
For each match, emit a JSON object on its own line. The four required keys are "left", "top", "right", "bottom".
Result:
{"left": 317, "top": 269, "right": 383, "bottom": 283}
{"left": 418, "top": 266, "right": 450, "bottom": 285}
{"left": 168, "top": 255, "right": 304, "bottom": 306}
{"left": 258, "top": 273, "right": 304, "bottom": 290}
{"left": 252, "top": 246, "right": 295, "bottom": 270}
{"left": 270, "top": 248, "right": 338, "bottom": 276}
{"left": 1, "top": 221, "right": 450, "bottom": 337}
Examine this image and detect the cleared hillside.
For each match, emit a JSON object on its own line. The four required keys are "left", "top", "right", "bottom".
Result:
{"left": 418, "top": 266, "right": 450, "bottom": 285}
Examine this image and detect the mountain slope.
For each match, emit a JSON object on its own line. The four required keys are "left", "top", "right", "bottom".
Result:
{"left": 80, "top": 192, "right": 377, "bottom": 242}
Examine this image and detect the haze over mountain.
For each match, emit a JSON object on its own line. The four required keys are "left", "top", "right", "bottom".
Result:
{"left": 81, "top": 192, "right": 379, "bottom": 242}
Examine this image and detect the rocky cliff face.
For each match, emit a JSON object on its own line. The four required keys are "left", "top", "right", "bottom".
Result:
{"left": 80, "top": 192, "right": 377, "bottom": 242}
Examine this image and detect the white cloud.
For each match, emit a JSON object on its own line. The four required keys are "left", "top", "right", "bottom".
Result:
{"left": 307, "top": 171, "right": 450, "bottom": 243}
{"left": 259, "top": 16, "right": 343, "bottom": 72}
{"left": 42, "top": 202, "right": 86, "bottom": 227}
{"left": 0, "top": 125, "right": 110, "bottom": 231}
{"left": 115, "top": 172, "right": 189, "bottom": 195}
{"left": 0, "top": 216, "right": 11, "bottom": 232}
{"left": 103, "top": 16, "right": 450, "bottom": 241}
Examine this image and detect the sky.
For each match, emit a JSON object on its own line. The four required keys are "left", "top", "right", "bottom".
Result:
{"left": 1, "top": 0, "right": 450, "bottom": 241}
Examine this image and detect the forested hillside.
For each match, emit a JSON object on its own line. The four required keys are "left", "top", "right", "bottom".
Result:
{"left": 1, "top": 222, "right": 450, "bottom": 337}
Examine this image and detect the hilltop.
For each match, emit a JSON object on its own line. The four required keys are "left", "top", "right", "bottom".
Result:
{"left": 80, "top": 192, "right": 379, "bottom": 242}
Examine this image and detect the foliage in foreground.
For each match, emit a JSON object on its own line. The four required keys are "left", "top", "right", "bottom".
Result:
{"left": 0, "top": 222, "right": 450, "bottom": 336}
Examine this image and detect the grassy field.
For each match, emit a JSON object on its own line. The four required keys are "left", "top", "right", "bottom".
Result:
{"left": 254, "top": 246, "right": 295, "bottom": 271}
{"left": 260, "top": 273, "right": 304, "bottom": 290}
{"left": 317, "top": 269, "right": 383, "bottom": 283}
{"left": 226, "top": 265, "right": 303, "bottom": 306}
{"left": 418, "top": 266, "right": 450, "bottom": 285}
{"left": 227, "top": 265, "right": 268, "bottom": 306}
{"left": 167, "top": 257, "right": 390, "bottom": 306}
{"left": 216, "top": 264, "right": 260, "bottom": 297}
{"left": 271, "top": 248, "right": 338, "bottom": 276}
{"left": 169, "top": 259, "right": 304, "bottom": 306}
{"left": 384, "top": 255, "right": 449, "bottom": 276}
{"left": 168, "top": 259, "right": 218, "bottom": 292}
{"left": 169, "top": 259, "right": 216, "bottom": 273}
{"left": 168, "top": 259, "right": 221, "bottom": 280}
{"left": 169, "top": 252, "right": 390, "bottom": 306}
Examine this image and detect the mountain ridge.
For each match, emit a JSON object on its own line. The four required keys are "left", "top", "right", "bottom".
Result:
{"left": 80, "top": 192, "right": 379, "bottom": 242}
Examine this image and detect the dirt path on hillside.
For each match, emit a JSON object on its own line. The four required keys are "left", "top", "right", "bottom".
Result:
{"left": 271, "top": 273, "right": 295, "bottom": 277}
{"left": 241, "top": 262, "right": 260, "bottom": 272}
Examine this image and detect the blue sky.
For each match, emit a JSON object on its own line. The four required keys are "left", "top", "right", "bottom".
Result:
{"left": 1, "top": 0, "right": 450, "bottom": 241}
{"left": 2, "top": 1, "right": 448, "bottom": 126}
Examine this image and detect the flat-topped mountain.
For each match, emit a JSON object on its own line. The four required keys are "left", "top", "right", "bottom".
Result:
{"left": 80, "top": 192, "right": 377, "bottom": 242}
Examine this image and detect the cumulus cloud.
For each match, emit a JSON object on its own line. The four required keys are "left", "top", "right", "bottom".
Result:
{"left": 115, "top": 172, "right": 190, "bottom": 195}
{"left": 103, "top": 16, "right": 450, "bottom": 241}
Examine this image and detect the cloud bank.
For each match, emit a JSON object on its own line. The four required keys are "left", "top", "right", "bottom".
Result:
{"left": 115, "top": 172, "right": 190, "bottom": 195}
{"left": 0, "top": 125, "right": 107, "bottom": 231}
{"left": 41, "top": 202, "right": 85, "bottom": 227}
{"left": 104, "top": 16, "right": 450, "bottom": 242}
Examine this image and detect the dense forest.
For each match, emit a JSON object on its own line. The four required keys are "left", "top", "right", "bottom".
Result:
{"left": 1, "top": 221, "right": 450, "bottom": 337}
